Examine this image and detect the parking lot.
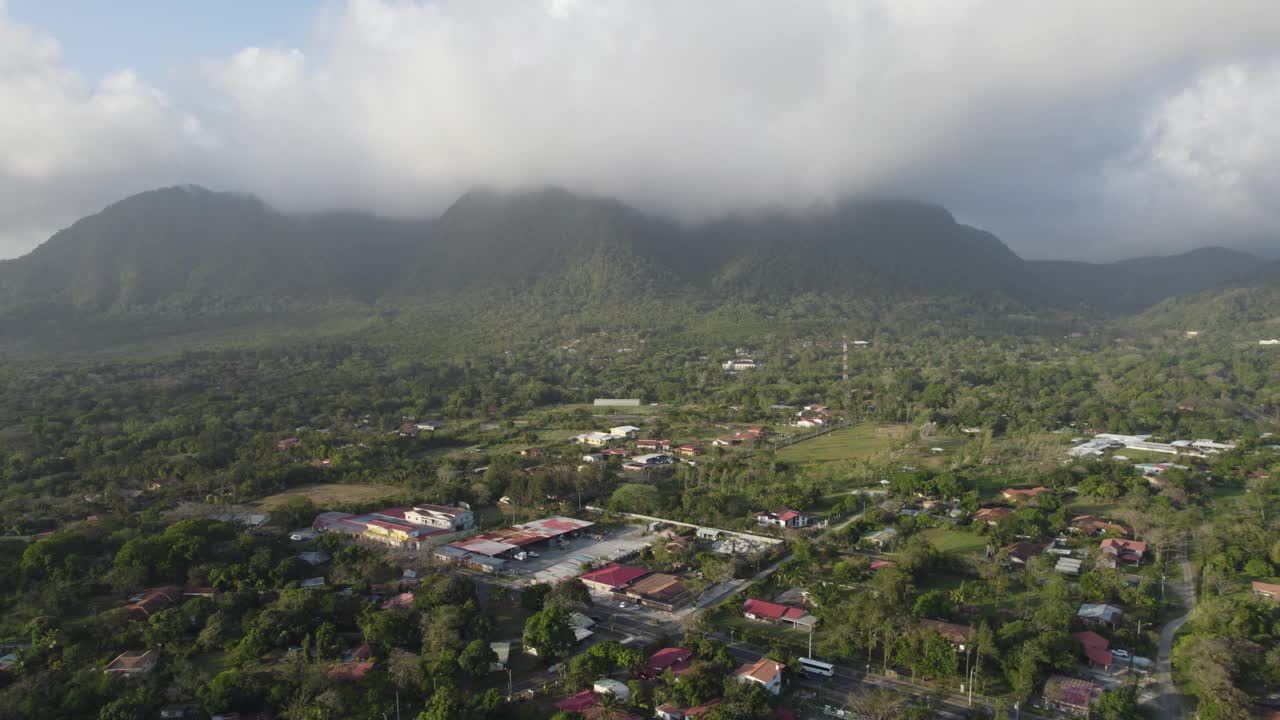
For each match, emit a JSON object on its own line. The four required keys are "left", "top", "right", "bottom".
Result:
{"left": 492, "top": 523, "right": 654, "bottom": 585}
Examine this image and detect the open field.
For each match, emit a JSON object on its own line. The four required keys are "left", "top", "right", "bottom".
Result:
{"left": 254, "top": 482, "right": 406, "bottom": 509}
{"left": 921, "top": 528, "right": 989, "bottom": 557}
{"left": 776, "top": 422, "right": 908, "bottom": 464}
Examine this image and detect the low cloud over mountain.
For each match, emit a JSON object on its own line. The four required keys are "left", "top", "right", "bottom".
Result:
{"left": 2, "top": 0, "right": 1280, "bottom": 260}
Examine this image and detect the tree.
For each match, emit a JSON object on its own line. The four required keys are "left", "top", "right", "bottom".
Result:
{"left": 458, "top": 638, "right": 498, "bottom": 678}
{"left": 547, "top": 578, "right": 592, "bottom": 610}
{"left": 523, "top": 606, "right": 576, "bottom": 660}
{"left": 417, "top": 686, "right": 468, "bottom": 720}
{"left": 846, "top": 687, "right": 911, "bottom": 720}
{"left": 912, "top": 590, "right": 955, "bottom": 620}
{"left": 521, "top": 583, "right": 551, "bottom": 612}
{"left": 1095, "top": 686, "right": 1142, "bottom": 720}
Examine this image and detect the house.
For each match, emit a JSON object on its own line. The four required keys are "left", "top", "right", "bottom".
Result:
{"left": 104, "top": 649, "right": 159, "bottom": 676}
{"left": 794, "top": 418, "right": 826, "bottom": 429}
{"left": 1253, "top": 581, "right": 1280, "bottom": 600}
{"left": 1055, "top": 557, "right": 1084, "bottom": 575}
{"left": 578, "top": 563, "right": 650, "bottom": 594}
{"left": 276, "top": 437, "right": 300, "bottom": 452}
{"left": 381, "top": 592, "right": 415, "bottom": 610}
{"left": 1042, "top": 675, "right": 1103, "bottom": 717}
{"left": 126, "top": 587, "right": 183, "bottom": 618}
{"left": 640, "top": 647, "right": 694, "bottom": 680}
{"left": 1072, "top": 631, "right": 1114, "bottom": 670}
{"left": 742, "top": 598, "right": 817, "bottom": 628}
{"left": 621, "top": 573, "right": 692, "bottom": 611}
{"left": 519, "top": 447, "right": 544, "bottom": 457}
{"left": 713, "top": 436, "right": 740, "bottom": 447}
{"left": 404, "top": 504, "right": 474, "bottom": 531}
{"left": 289, "top": 528, "right": 319, "bottom": 541}
{"left": 301, "top": 577, "right": 326, "bottom": 589}
{"left": 675, "top": 444, "right": 705, "bottom": 457}
{"left": 861, "top": 527, "right": 898, "bottom": 549}
{"left": 351, "top": 641, "right": 376, "bottom": 661}
{"left": 735, "top": 658, "right": 784, "bottom": 695}
{"left": 582, "top": 452, "right": 605, "bottom": 464}
{"left": 327, "top": 661, "right": 374, "bottom": 680}
{"left": 755, "top": 507, "right": 816, "bottom": 529}
{"left": 919, "top": 619, "right": 972, "bottom": 650}
{"left": 1003, "top": 541, "right": 1047, "bottom": 568}
{"left": 575, "top": 432, "right": 627, "bottom": 446}
{"left": 610, "top": 425, "right": 641, "bottom": 438}
{"left": 1077, "top": 603, "right": 1124, "bottom": 627}
{"left": 555, "top": 690, "right": 599, "bottom": 714}
{"left": 1070, "top": 515, "right": 1131, "bottom": 537}
{"left": 973, "top": 507, "right": 1012, "bottom": 525}
{"left": 722, "top": 358, "right": 758, "bottom": 372}
{"left": 297, "top": 551, "right": 330, "bottom": 565}
{"left": 635, "top": 439, "right": 671, "bottom": 451}
{"left": 1001, "top": 486, "right": 1050, "bottom": 502}
{"left": 593, "top": 678, "right": 632, "bottom": 700}
{"left": 1099, "top": 538, "right": 1147, "bottom": 566}
{"left": 602, "top": 448, "right": 632, "bottom": 457}
{"left": 489, "top": 641, "right": 511, "bottom": 671}
{"left": 695, "top": 527, "right": 721, "bottom": 540}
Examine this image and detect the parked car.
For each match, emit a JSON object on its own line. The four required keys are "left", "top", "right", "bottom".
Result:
{"left": 1112, "top": 649, "right": 1131, "bottom": 659}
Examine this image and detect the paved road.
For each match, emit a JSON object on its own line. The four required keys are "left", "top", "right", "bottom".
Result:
{"left": 1150, "top": 559, "right": 1195, "bottom": 720}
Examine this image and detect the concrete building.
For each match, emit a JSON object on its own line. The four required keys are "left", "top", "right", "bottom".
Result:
{"left": 404, "top": 504, "right": 474, "bottom": 532}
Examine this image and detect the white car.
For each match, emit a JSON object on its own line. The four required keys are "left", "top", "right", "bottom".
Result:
{"left": 618, "top": 602, "right": 631, "bottom": 609}
{"left": 1111, "top": 649, "right": 1131, "bottom": 660}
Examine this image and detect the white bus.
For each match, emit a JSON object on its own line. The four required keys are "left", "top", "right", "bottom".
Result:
{"left": 799, "top": 657, "right": 835, "bottom": 677}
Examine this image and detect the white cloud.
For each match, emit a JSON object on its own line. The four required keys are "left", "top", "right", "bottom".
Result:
{"left": 3, "top": 0, "right": 1280, "bottom": 259}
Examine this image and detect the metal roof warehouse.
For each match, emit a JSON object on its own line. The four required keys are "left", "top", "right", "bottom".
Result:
{"left": 445, "top": 516, "right": 594, "bottom": 558}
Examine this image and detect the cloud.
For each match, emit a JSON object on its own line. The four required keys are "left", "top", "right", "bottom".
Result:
{"left": 2, "top": 0, "right": 1280, "bottom": 259}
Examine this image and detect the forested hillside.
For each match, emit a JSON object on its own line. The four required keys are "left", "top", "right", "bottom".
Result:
{"left": 0, "top": 186, "right": 1270, "bottom": 354}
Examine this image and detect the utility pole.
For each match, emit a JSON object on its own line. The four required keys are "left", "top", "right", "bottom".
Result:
{"left": 506, "top": 667, "right": 513, "bottom": 701}
{"left": 842, "top": 334, "right": 849, "bottom": 384}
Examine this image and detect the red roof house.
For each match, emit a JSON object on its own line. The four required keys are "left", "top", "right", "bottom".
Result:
{"left": 641, "top": 647, "right": 694, "bottom": 679}
{"left": 742, "top": 598, "right": 813, "bottom": 626}
{"left": 1099, "top": 538, "right": 1147, "bottom": 565}
{"left": 555, "top": 690, "right": 599, "bottom": 713}
{"left": 1072, "top": 631, "right": 1114, "bottom": 669}
{"left": 578, "top": 563, "right": 650, "bottom": 594}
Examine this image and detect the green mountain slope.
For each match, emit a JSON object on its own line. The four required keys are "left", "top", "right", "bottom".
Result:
{"left": 0, "top": 185, "right": 1267, "bottom": 328}
{"left": 0, "top": 186, "right": 420, "bottom": 311}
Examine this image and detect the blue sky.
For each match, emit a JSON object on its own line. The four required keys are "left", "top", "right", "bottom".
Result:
{"left": 9, "top": 0, "right": 319, "bottom": 85}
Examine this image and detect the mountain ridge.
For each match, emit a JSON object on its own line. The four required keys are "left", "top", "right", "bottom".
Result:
{"left": 0, "top": 185, "right": 1265, "bottom": 318}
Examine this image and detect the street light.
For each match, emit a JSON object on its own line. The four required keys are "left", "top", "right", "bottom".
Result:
{"left": 505, "top": 667, "right": 513, "bottom": 701}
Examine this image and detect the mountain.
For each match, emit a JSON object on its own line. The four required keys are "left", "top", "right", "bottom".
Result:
{"left": 0, "top": 185, "right": 1266, "bottom": 323}
{"left": 1132, "top": 258, "right": 1280, "bottom": 334}
{"left": 400, "top": 187, "right": 687, "bottom": 300}
{"left": 0, "top": 186, "right": 421, "bottom": 311}
{"left": 1026, "top": 246, "right": 1262, "bottom": 312}
{"left": 693, "top": 198, "right": 1027, "bottom": 299}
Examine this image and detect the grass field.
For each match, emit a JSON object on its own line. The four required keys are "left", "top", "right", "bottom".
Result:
{"left": 776, "top": 422, "right": 908, "bottom": 464}
{"left": 921, "top": 528, "right": 989, "bottom": 557}
{"left": 254, "top": 483, "right": 406, "bottom": 509}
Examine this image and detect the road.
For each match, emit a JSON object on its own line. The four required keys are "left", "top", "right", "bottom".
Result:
{"left": 1149, "top": 559, "right": 1195, "bottom": 720}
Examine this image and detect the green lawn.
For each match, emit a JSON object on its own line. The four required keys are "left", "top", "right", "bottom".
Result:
{"left": 776, "top": 422, "right": 908, "bottom": 464}
{"left": 921, "top": 528, "right": 989, "bottom": 557}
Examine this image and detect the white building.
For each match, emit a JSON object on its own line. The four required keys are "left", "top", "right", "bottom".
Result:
{"left": 735, "top": 658, "right": 784, "bottom": 695}
{"left": 404, "top": 504, "right": 474, "bottom": 532}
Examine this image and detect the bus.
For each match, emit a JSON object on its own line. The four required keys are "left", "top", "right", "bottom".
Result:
{"left": 798, "top": 657, "right": 835, "bottom": 677}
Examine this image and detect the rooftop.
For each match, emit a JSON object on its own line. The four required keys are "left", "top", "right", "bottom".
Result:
{"left": 579, "top": 563, "right": 649, "bottom": 589}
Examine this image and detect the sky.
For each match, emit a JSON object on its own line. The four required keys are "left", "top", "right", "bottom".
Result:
{"left": 2, "top": 0, "right": 1280, "bottom": 261}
